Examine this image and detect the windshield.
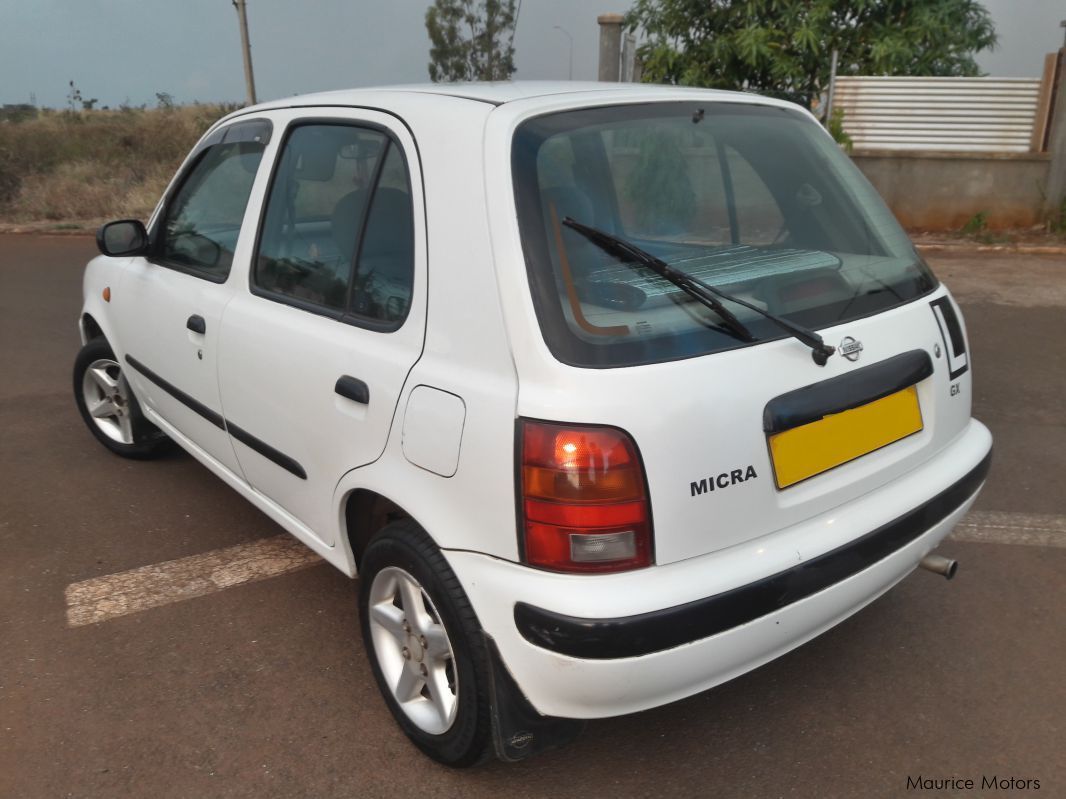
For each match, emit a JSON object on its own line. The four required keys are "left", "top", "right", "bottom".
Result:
{"left": 512, "top": 102, "right": 937, "bottom": 368}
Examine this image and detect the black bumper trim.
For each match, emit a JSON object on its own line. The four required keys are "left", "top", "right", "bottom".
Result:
{"left": 514, "top": 449, "right": 991, "bottom": 660}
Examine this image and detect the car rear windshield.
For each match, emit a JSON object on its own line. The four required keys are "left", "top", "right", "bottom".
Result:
{"left": 512, "top": 102, "right": 937, "bottom": 368}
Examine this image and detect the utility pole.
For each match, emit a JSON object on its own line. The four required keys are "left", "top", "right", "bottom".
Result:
{"left": 232, "top": 0, "right": 257, "bottom": 106}
{"left": 825, "top": 49, "right": 840, "bottom": 123}
{"left": 553, "top": 25, "right": 573, "bottom": 80}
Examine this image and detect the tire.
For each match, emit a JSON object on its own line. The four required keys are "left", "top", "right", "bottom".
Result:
{"left": 73, "top": 337, "right": 172, "bottom": 459}
{"left": 359, "top": 520, "right": 493, "bottom": 767}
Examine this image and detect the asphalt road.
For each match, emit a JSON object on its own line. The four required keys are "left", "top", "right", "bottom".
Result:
{"left": 2, "top": 235, "right": 1063, "bottom": 798}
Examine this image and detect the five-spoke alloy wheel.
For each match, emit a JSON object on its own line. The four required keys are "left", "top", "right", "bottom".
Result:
{"left": 359, "top": 521, "right": 492, "bottom": 767}
{"left": 73, "top": 337, "right": 171, "bottom": 459}
{"left": 368, "top": 566, "right": 458, "bottom": 734}
{"left": 80, "top": 357, "right": 135, "bottom": 445}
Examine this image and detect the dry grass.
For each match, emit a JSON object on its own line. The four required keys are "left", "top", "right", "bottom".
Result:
{"left": 0, "top": 104, "right": 235, "bottom": 225}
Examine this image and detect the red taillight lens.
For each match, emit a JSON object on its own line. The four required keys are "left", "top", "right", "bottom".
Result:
{"left": 519, "top": 420, "right": 652, "bottom": 573}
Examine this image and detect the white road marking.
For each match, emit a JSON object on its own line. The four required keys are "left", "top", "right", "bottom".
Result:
{"left": 951, "top": 510, "right": 1066, "bottom": 549}
{"left": 63, "top": 510, "right": 1064, "bottom": 628}
{"left": 65, "top": 535, "right": 322, "bottom": 628}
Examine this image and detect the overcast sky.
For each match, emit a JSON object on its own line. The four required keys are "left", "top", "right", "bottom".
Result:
{"left": 1, "top": 0, "right": 1063, "bottom": 108}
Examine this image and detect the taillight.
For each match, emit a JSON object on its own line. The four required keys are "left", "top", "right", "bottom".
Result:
{"left": 518, "top": 419, "right": 652, "bottom": 573}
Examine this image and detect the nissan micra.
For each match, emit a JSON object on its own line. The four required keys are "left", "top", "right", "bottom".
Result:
{"left": 74, "top": 82, "right": 992, "bottom": 766}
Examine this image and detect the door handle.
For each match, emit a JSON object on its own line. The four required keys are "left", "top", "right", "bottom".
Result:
{"left": 186, "top": 314, "right": 206, "bottom": 335}
{"left": 335, "top": 375, "right": 369, "bottom": 404}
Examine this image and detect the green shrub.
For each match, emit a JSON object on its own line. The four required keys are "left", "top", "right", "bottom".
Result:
{"left": 961, "top": 211, "right": 988, "bottom": 235}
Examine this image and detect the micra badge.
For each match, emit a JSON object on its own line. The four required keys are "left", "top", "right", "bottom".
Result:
{"left": 839, "top": 336, "right": 863, "bottom": 362}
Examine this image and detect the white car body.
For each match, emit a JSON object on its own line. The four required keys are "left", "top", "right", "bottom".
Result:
{"left": 78, "top": 82, "right": 991, "bottom": 754}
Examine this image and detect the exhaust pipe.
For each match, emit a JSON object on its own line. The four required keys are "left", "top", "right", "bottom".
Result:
{"left": 920, "top": 554, "right": 958, "bottom": 580}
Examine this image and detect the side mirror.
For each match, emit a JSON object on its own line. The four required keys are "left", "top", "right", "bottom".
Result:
{"left": 97, "top": 219, "right": 148, "bottom": 257}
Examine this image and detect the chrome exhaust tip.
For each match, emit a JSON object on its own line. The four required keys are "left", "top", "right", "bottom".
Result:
{"left": 920, "top": 554, "right": 958, "bottom": 580}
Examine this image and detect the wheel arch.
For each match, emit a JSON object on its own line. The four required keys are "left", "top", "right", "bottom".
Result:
{"left": 80, "top": 312, "right": 105, "bottom": 345}
{"left": 343, "top": 487, "right": 417, "bottom": 572}
{"left": 78, "top": 253, "right": 129, "bottom": 350}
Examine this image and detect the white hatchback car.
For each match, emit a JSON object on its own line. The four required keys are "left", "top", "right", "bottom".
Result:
{"left": 75, "top": 82, "right": 992, "bottom": 766}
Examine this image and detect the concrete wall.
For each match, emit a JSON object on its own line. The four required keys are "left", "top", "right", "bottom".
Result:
{"left": 852, "top": 150, "right": 1051, "bottom": 230}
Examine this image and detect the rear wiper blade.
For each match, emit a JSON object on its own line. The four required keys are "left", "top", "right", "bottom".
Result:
{"left": 562, "top": 217, "right": 836, "bottom": 366}
{"left": 562, "top": 218, "right": 754, "bottom": 344}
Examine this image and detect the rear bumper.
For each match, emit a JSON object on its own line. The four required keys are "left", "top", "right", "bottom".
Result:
{"left": 446, "top": 418, "right": 992, "bottom": 720}
{"left": 515, "top": 448, "right": 989, "bottom": 660}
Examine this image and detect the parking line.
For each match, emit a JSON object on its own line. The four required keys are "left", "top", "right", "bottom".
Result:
{"left": 64, "top": 535, "right": 322, "bottom": 628}
{"left": 952, "top": 510, "right": 1066, "bottom": 549}
{"left": 63, "top": 510, "right": 1064, "bottom": 629}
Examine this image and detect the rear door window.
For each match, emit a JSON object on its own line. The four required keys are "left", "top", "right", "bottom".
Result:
{"left": 254, "top": 122, "right": 415, "bottom": 327}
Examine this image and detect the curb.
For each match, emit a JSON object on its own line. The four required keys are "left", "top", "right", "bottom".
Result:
{"left": 917, "top": 243, "right": 1066, "bottom": 255}
{"left": 3, "top": 225, "right": 1065, "bottom": 254}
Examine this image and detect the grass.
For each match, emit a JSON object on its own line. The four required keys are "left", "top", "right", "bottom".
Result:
{"left": 0, "top": 104, "right": 235, "bottom": 225}
{"left": 1046, "top": 198, "right": 1066, "bottom": 235}
{"left": 960, "top": 211, "right": 988, "bottom": 235}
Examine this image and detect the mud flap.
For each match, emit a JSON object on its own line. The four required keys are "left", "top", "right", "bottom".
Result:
{"left": 484, "top": 634, "right": 584, "bottom": 762}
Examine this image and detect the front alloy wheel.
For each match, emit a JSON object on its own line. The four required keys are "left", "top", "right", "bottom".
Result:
{"left": 81, "top": 358, "right": 134, "bottom": 445}
{"left": 73, "top": 337, "right": 170, "bottom": 459}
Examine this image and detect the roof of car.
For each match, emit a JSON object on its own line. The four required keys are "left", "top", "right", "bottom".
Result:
{"left": 244, "top": 80, "right": 770, "bottom": 111}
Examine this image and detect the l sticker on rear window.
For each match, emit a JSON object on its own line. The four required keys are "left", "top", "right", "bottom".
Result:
{"left": 930, "top": 297, "right": 968, "bottom": 380}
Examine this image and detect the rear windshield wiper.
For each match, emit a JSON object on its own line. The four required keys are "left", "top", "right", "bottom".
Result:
{"left": 563, "top": 219, "right": 755, "bottom": 345}
{"left": 562, "top": 218, "right": 836, "bottom": 366}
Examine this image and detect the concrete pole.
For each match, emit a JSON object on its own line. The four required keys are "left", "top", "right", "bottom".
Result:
{"left": 621, "top": 33, "right": 636, "bottom": 82}
{"left": 597, "top": 13, "right": 625, "bottom": 82}
{"left": 1045, "top": 46, "right": 1066, "bottom": 216}
{"left": 825, "top": 49, "right": 839, "bottom": 123}
{"left": 232, "top": 0, "right": 258, "bottom": 106}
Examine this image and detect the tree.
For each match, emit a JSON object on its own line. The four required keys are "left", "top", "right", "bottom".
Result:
{"left": 425, "top": 0, "right": 519, "bottom": 82}
{"left": 66, "top": 81, "right": 99, "bottom": 113}
{"left": 627, "top": 0, "right": 997, "bottom": 107}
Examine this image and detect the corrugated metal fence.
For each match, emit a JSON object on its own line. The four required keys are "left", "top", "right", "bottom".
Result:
{"left": 834, "top": 76, "right": 1046, "bottom": 153}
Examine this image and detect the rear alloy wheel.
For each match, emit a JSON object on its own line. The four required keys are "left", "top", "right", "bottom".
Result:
{"left": 73, "top": 338, "right": 171, "bottom": 459}
{"left": 359, "top": 521, "right": 492, "bottom": 767}
{"left": 368, "top": 566, "right": 458, "bottom": 735}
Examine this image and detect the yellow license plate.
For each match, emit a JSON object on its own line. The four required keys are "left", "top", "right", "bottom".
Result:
{"left": 769, "top": 386, "right": 923, "bottom": 489}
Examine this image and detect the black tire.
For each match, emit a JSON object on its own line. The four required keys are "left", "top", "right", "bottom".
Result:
{"left": 359, "top": 520, "right": 493, "bottom": 767}
{"left": 73, "top": 337, "right": 172, "bottom": 459}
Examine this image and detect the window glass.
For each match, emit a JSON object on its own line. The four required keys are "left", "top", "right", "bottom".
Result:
{"left": 256, "top": 125, "right": 385, "bottom": 310}
{"left": 255, "top": 124, "right": 414, "bottom": 325}
{"left": 159, "top": 139, "right": 266, "bottom": 279}
{"left": 726, "top": 146, "right": 786, "bottom": 246}
{"left": 351, "top": 144, "right": 415, "bottom": 323}
{"left": 512, "top": 102, "right": 934, "bottom": 367}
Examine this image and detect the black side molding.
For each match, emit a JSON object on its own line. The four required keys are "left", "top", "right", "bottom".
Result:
{"left": 124, "top": 354, "right": 306, "bottom": 479}
{"left": 514, "top": 448, "right": 991, "bottom": 660}
{"left": 763, "top": 349, "right": 933, "bottom": 435}
{"left": 227, "top": 422, "right": 307, "bottom": 480}
{"left": 125, "top": 355, "right": 225, "bottom": 429}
